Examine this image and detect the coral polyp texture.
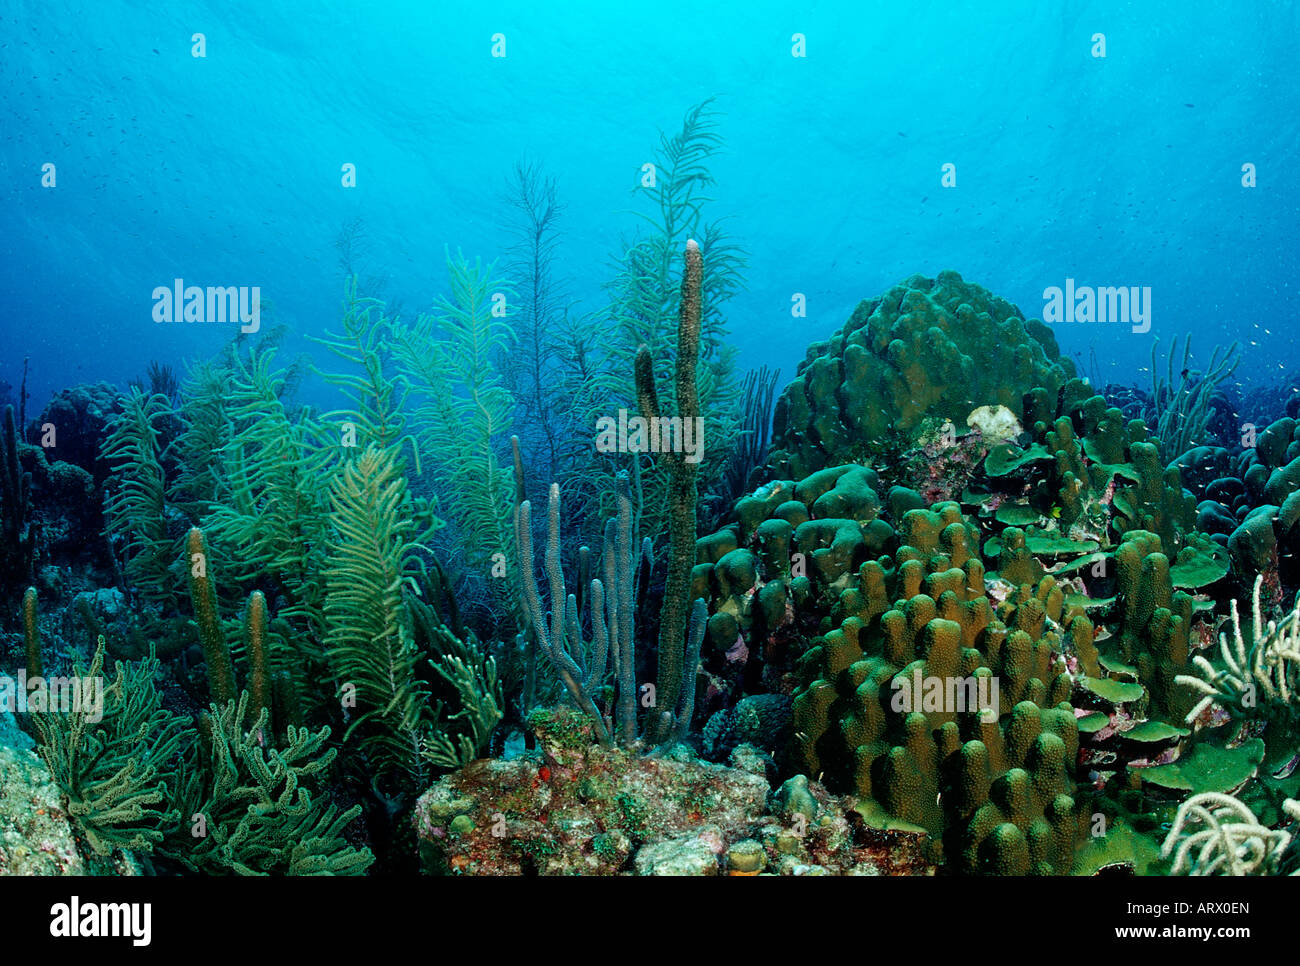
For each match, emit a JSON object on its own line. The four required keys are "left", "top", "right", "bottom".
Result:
{"left": 789, "top": 518, "right": 1081, "bottom": 874}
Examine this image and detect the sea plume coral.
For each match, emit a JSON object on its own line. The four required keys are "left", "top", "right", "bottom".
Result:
{"left": 1160, "top": 791, "right": 1296, "bottom": 875}
{"left": 1149, "top": 335, "right": 1240, "bottom": 463}
{"left": 1178, "top": 575, "right": 1300, "bottom": 714}
{"left": 101, "top": 387, "right": 176, "bottom": 607}
{"left": 393, "top": 250, "right": 519, "bottom": 627}
{"left": 322, "top": 444, "right": 437, "bottom": 793}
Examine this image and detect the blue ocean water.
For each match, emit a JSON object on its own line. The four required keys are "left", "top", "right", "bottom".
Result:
{"left": 2, "top": 1, "right": 1297, "bottom": 412}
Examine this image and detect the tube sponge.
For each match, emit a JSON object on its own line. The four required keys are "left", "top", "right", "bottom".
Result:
{"left": 244, "top": 590, "right": 269, "bottom": 731}
{"left": 186, "top": 527, "right": 236, "bottom": 705}
{"left": 23, "top": 586, "right": 40, "bottom": 679}
{"left": 635, "top": 239, "right": 703, "bottom": 742}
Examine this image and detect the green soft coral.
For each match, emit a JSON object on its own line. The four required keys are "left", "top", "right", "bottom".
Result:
{"left": 101, "top": 387, "right": 177, "bottom": 607}
{"left": 167, "top": 693, "right": 373, "bottom": 875}
{"left": 201, "top": 347, "right": 333, "bottom": 633}
{"left": 33, "top": 639, "right": 193, "bottom": 856}
{"left": 322, "top": 444, "right": 438, "bottom": 793}
{"left": 394, "top": 250, "right": 520, "bottom": 623}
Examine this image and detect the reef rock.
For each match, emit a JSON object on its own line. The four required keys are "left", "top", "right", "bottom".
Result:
{"left": 35, "top": 381, "right": 123, "bottom": 485}
{"left": 412, "top": 708, "right": 934, "bottom": 875}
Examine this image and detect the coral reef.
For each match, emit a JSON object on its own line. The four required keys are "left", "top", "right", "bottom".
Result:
{"left": 693, "top": 463, "right": 895, "bottom": 673}
{"left": 36, "top": 382, "right": 123, "bottom": 485}
{"left": 1102, "top": 529, "right": 1196, "bottom": 722}
{"left": 1223, "top": 415, "right": 1300, "bottom": 586}
{"left": 1149, "top": 335, "right": 1240, "bottom": 463}
{"left": 6, "top": 197, "right": 1300, "bottom": 883}
{"left": 984, "top": 377, "right": 1201, "bottom": 558}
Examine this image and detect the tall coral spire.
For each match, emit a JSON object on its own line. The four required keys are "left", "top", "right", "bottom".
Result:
{"left": 0, "top": 404, "right": 34, "bottom": 591}
{"left": 22, "top": 586, "right": 40, "bottom": 679}
{"left": 245, "top": 590, "right": 270, "bottom": 732}
{"left": 636, "top": 239, "right": 703, "bottom": 741}
{"left": 186, "top": 527, "right": 237, "bottom": 705}
{"left": 675, "top": 238, "right": 703, "bottom": 430}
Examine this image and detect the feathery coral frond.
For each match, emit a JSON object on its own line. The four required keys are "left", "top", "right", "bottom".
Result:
{"left": 394, "top": 250, "right": 520, "bottom": 625}
{"left": 34, "top": 639, "right": 193, "bottom": 856}
{"left": 322, "top": 444, "right": 434, "bottom": 793}
{"left": 102, "top": 387, "right": 177, "bottom": 608}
